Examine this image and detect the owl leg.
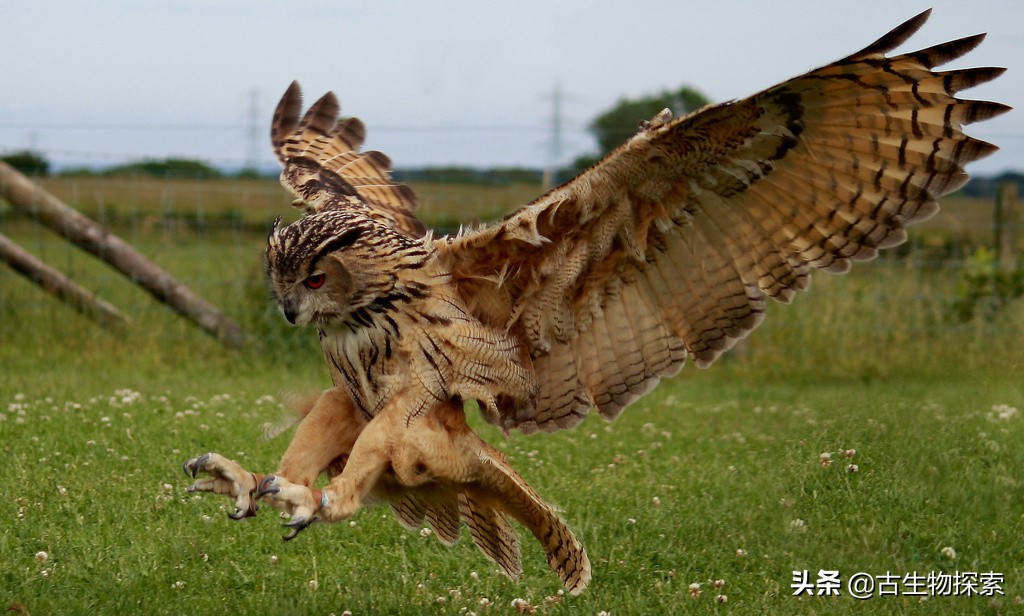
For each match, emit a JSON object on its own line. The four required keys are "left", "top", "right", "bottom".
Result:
{"left": 350, "top": 400, "right": 591, "bottom": 594}
{"left": 183, "top": 387, "right": 364, "bottom": 524}
{"left": 273, "top": 387, "right": 365, "bottom": 485}
{"left": 256, "top": 403, "right": 397, "bottom": 539}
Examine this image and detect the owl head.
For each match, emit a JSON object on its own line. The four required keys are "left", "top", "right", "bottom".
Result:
{"left": 265, "top": 210, "right": 390, "bottom": 328}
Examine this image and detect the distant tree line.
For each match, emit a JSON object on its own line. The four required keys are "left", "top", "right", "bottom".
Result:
{"left": 959, "top": 171, "right": 1024, "bottom": 198}
{"left": 393, "top": 167, "right": 542, "bottom": 185}
{"left": 0, "top": 151, "right": 50, "bottom": 176}
{"left": 4, "top": 80, "right": 1020, "bottom": 194}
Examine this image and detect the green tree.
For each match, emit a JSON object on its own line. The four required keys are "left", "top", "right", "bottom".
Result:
{"left": 1, "top": 150, "right": 50, "bottom": 176}
{"left": 104, "top": 158, "right": 223, "bottom": 179}
{"left": 572, "top": 85, "right": 710, "bottom": 172}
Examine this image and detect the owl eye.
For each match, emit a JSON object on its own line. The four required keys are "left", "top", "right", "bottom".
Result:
{"left": 304, "top": 273, "right": 326, "bottom": 289}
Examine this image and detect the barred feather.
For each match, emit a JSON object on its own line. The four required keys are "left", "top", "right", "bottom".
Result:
{"left": 271, "top": 81, "right": 426, "bottom": 238}
{"left": 264, "top": 9, "right": 1007, "bottom": 596}
{"left": 440, "top": 8, "right": 1009, "bottom": 430}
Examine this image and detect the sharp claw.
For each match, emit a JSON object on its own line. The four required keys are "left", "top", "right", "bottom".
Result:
{"left": 282, "top": 516, "right": 315, "bottom": 541}
{"left": 256, "top": 476, "right": 280, "bottom": 500}
{"left": 183, "top": 453, "right": 210, "bottom": 479}
{"left": 283, "top": 517, "right": 308, "bottom": 528}
{"left": 227, "top": 503, "right": 257, "bottom": 520}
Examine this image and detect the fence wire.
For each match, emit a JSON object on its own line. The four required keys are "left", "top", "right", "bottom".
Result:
{"left": 0, "top": 175, "right": 1021, "bottom": 374}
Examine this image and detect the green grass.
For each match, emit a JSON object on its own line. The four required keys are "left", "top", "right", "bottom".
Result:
{"left": 2, "top": 372, "right": 1022, "bottom": 614}
{"left": 2, "top": 179, "right": 1023, "bottom": 613}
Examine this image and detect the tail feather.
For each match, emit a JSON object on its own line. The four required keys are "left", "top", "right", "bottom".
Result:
{"left": 458, "top": 493, "right": 522, "bottom": 579}
{"left": 425, "top": 494, "right": 461, "bottom": 546}
{"left": 476, "top": 446, "right": 591, "bottom": 595}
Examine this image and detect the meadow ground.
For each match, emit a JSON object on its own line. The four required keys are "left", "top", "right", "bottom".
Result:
{"left": 1, "top": 179, "right": 1023, "bottom": 614}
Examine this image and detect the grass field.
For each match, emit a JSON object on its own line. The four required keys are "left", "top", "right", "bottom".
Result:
{"left": 2, "top": 179, "right": 1023, "bottom": 614}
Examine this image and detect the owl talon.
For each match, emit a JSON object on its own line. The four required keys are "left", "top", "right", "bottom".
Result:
{"left": 183, "top": 453, "right": 211, "bottom": 479}
{"left": 180, "top": 452, "right": 258, "bottom": 520}
{"left": 254, "top": 475, "right": 322, "bottom": 536}
{"left": 256, "top": 475, "right": 282, "bottom": 499}
{"left": 282, "top": 515, "right": 317, "bottom": 541}
{"left": 228, "top": 503, "right": 258, "bottom": 520}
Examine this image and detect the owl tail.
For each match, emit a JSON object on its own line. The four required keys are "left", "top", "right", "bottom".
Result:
{"left": 471, "top": 443, "right": 592, "bottom": 596}
{"left": 385, "top": 485, "right": 523, "bottom": 579}
{"left": 458, "top": 492, "right": 522, "bottom": 580}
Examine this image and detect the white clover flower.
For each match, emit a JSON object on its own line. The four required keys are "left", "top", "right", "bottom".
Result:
{"left": 941, "top": 546, "right": 956, "bottom": 559}
{"left": 419, "top": 527, "right": 433, "bottom": 538}
{"left": 819, "top": 452, "right": 833, "bottom": 467}
{"left": 688, "top": 582, "right": 701, "bottom": 597}
{"left": 989, "top": 404, "right": 1019, "bottom": 421}
{"left": 716, "top": 594, "right": 728, "bottom": 603}
{"left": 34, "top": 551, "right": 48, "bottom": 562}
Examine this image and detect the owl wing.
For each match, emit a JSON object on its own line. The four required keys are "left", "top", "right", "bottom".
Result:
{"left": 271, "top": 81, "right": 427, "bottom": 238}
{"left": 439, "top": 10, "right": 1009, "bottom": 434}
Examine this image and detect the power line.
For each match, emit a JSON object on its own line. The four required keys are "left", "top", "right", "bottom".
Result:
{"left": 0, "top": 122, "right": 587, "bottom": 134}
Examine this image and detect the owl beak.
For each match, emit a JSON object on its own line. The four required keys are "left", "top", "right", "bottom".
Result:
{"left": 282, "top": 299, "right": 298, "bottom": 325}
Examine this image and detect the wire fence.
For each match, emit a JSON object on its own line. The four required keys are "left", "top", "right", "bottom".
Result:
{"left": 0, "top": 173, "right": 1021, "bottom": 375}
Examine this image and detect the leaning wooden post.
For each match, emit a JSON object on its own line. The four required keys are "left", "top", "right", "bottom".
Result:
{"left": 0, "top": 161, "right": 245, "bottom": 348}
{"left": 0, "top": 232, "right": 128, "bottom": 326}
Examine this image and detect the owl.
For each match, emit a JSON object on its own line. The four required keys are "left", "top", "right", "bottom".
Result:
{"left": 183, "top": 10, "right": 1007, "bottom": 594}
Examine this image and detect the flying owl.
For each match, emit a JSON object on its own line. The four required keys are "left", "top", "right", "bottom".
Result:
{"left": 183, "top": 10, "right": 1007, "bottom": 594}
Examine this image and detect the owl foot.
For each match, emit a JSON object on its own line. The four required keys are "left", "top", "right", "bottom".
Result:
{"left": 183, "top": 452, "right": 259, "bottom": 520}
{"left": 256, "top": 475, "right": 324, "bottom": 540}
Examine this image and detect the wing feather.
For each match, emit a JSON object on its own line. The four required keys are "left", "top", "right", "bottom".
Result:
{"left": 270, "top": 81, "right": 426, "bottom": 238}
{"left": 438, "top": 9, "right": 1009, "bottom": 432}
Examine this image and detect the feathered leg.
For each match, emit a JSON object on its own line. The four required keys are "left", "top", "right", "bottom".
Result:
{"left": 209, "top": 393, "right": 590, "bottom": 594}
{"left": 183, "top": 387, "right": 364, "bottom": 526}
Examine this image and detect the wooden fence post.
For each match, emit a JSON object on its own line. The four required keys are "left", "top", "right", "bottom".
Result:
{"left": 0, "top": 232, "right": 127, "bottom": 326}
{"left": 0, "top": 161, "right": 245, "bottom": 348}
{"left": 994, "top": 181, "right": 1019, "bottom": 270}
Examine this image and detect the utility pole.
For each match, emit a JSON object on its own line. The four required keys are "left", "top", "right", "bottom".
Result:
{"left": 542, "top": 82, "right": 564, "bottom": 190}
{"left": 245, "top": 88, "right": 260, "bottom": 173}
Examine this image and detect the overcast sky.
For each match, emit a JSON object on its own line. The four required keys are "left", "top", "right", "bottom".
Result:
{"left": 1, "top": 1, "right": 1020, "bottom": 175}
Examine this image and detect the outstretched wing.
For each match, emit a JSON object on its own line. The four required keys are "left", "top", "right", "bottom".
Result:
{"left": 271, "top": 81, "right": 427, "bottom": 238}
{"left": 438, "top": 10, "right": 1009, "bottom": 434}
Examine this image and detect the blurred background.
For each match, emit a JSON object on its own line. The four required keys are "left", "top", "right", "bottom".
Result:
{"left": 1, "top": 1, "right": 1022, "bottom": 385}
